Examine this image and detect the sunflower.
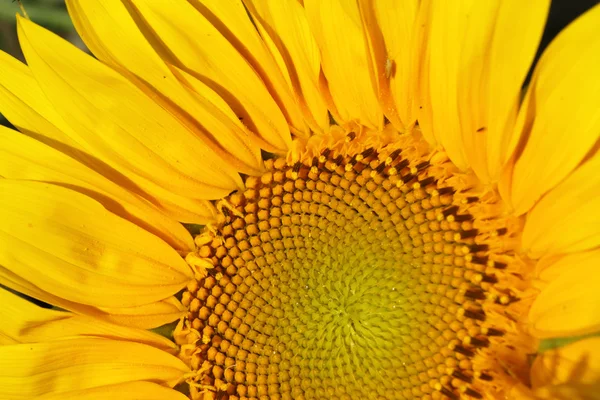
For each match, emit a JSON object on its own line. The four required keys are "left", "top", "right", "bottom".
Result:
{"left": 1, "top": 0, "right": 599, "bottom": 399}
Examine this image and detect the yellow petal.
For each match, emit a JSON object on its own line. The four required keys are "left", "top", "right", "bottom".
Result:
{"left": 17, "top": 16, "right": 242, "bottom": 199}
{"left": 38, "top": 381, "right": 190, "bottom": 400}
{"left": 528, "top": 250, "right": 600, "bottom": 338}
{"left": 0, "top": 55, "right": 217, "bottom": 224}
{"left": 0, "top": 180, "right": 192, "bottom": 309}
{"left": 505, "top": 4, "right": 600, "bottom": 214}
{"left": 533, "top": 383, "right": 600, "bottom": 400}
{"left": 0, "top": 338, "right": 189, "bottom": 399}
{"left": 509, "top": 383, "right": 539, "bottom": 400}
{"left": 170, "top": 65, "right": 283, "bottom": 153}
{"left": 244, "top": 0, "right": 329, "bottom": 133}
{"left": 98, "top": 298, "right": 186, "bottom": 329}
{"left": 304, "top": 0, "right": 382, "bottom": 128}
{"left": 482, "top": 0, "right": 549, "bottom": 181}
{"left": 419, "top": 0, "right": 549, "bottom": 176}
{"left": 358, "top": 0, "right": 420, "bottom": 131}
{"left": 189, "top": 0, "right": 307, "bottom": 137}
{"left": 511, "top": 382, "right": 600, "bottom": 400}
{"left": 122, "top": 0, "right": 291, "bottom": 152}
{"left": 531, "top": 337, "right": 600, "bottom": 388}
{"left": 0, "top": 126, "right": 194, "bottom": 251}
{"left": 413, "top": 1, "right": 436, "bottom": 146}
{"left": 535, "top": 248, "right": 600, "bottom": 283}
{"left": 0, "top": 288, "right": 176, "bottom": 351}
{"left": 66, "top": 0, "right": 263, "bottom": 176}
{"left": 418, "top": 1, "right": 476, "bottom": 169}
{"left": 124, "top": 177, "right": 218, "bottom": 225}
{"left": 0, "top": 266, "right": 185, "bottom": 330}
{"left": 0, "top": 50, "right": 78, "bottom": 148}
{"left": 0, "top": 334, "right": 18, "bottom": 346}
{"left": 522, "top": 153, "right": 600, "bottom": 257}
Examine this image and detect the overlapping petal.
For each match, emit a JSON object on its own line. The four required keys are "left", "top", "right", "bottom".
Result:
{"left": 38, "top": 382, "right": 190, "bottom": 400}
{"left": 531, "top": 338, "right": 600, "bottom": 388}
{"left": 0, "top": 265, "right": 185, "bottom": 329}
{"left": 0, "top": 126, "right": 194, "bottom": 251}
{"left": 504, "top": 4, "right": 600, "bottom": 214}
{"left": 512, "top": 382, "right": 600, "bottom": 400}
{"left": 66, "top": 0, "right": 264, "bottom": 176}
{"left": 523, "top": 153, "right": 600, "bottom": 256}
{"left": 0, "top": 50, "right": 78, "bottom": 148}
{"left": 0, "top": 338, "right": 189, "bottom": 399}
{"left": 0, "top": 51, "right": 220, "bottom": 224}
{"left": 0, "top": 288, "right": 176, "bottom": 351}
{"left": 187, "top": 0, "right": 308, "bottom": 136}
{"left": 418, "top": 0, "right": 548, "bottom": 176}
{"left": 358, "top": 0, "right": 420, "bottom": 131}
{"left": 510, "top": 338, "right": 600, "bottom": 399}
{"left": 0, "top": 180, "right": 192, "bottom": 309}
{"left": 17, "top": 16, "right": 243, "bottom": 200}
{"left": 528, "top": 249, "right": 600, "bottom": 338}
{"left": 117, "top": 0, "right": 292, "bottom": 152}
{"left": 304, "top": 0, "right": 382, "bottom": 128}
{"left": 534, "top": 383, "right": 600, "bottom": 400}
{"left": 244, "top": 0, "right": 329, "bottom": 133}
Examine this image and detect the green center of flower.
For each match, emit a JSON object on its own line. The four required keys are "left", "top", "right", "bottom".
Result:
{"left": 178, "top": 130, "right": 532, "bottom": 400}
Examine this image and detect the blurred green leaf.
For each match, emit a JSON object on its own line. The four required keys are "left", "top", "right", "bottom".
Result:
{"left": 0, "top": 0, "right": 73, "bottom": 31}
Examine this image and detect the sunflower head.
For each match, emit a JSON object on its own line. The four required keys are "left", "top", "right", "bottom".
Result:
{"left": 0, "top": 1, "right": 599, "bottom": 400}
{"left": 177, "top": 125, "right": 537, "bottom": 399}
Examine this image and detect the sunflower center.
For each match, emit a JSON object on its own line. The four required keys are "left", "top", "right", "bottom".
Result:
{"left": 176, "top": 128, "right": 534, "bottom": 400}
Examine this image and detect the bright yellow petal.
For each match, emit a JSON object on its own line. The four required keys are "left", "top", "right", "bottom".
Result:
{"left": 534, "top": 248, "right": 600, "bottom": 283}
{"left": 413, "top": 1, "right": 436, "bottom": 146}
{"left": 482, "top": 0, "right": 549, "bottom": 181}
{"left": 533, "top": 383, "right": 600, "bottom": 400}
{"left": 0, "top": 55, "right": 217, "bottom": 224}
{"left": 169, "top": 65, "right": 289, "bottom": 150}
{"left": 66, "top": 0, "right": 263, "bottom": 176}
{"left": 97, "top": 298, "right": 186, "bottom": 329}
{"left": 121, "top": 0, "right": 291, "bottom": 152}
{"left": 505, "top": 4, "right": 600, "bottom": 214}
{"left": 522, "top": 153, "right": 600, "bottom": 257}
{"left": 244, "top": 0, "right": 329, "bottom": 133}
{"left": 511, "top": 382, "right": 600, "bottom": 400}
{"left": 189, "top": 0, "right": 308, "bottom": 137}
{"left": 0, "top": 338, "right": 189, "bottom": 399}
{"left": 0, "top": 288, "right": 176, "bottom": 351}
{"left": 304, "top": 0, "right": 382, "bottom": 128}
{"left": 0, "top": 266, "right": 185, "bottom": 330}
{"left": 528, "top": 250, "right": 600, "bottom": 338}
{"left": 359, "top": 0, "right": 419, "bottom": 131}
{"left": 17, "top": 16, "right": 242, "bottom": 199}
{"left": 123, "top": 177, "right": 218, "bottom": 225}
{"left": 0, "top": 180, "right": 192, "bottom": 309}
{"left": 0, "top": 126, "right": 194, "bottom": 251}
{"left": 38, "top": 381, "right": 190, "bottom": 400}
{"left": 419, "top": 0, "right": 549, "bottom": 176}
{"left": 0, "top": 335, "right": 18, "bottom": 346}
{"left": 0, "top": 50, "right": 78, "bottom": 148}
{"left": 418, "top": 1, "right": 476, "bottom": 169}
{"left": 531, "top": 337, "right": 600, "bottom": 388}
